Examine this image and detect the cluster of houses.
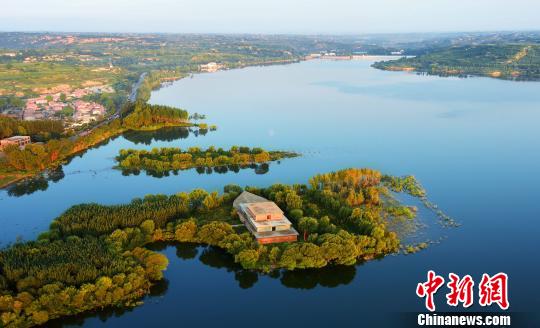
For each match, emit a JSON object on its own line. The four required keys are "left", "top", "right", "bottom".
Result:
{"left": 71, "top": 100, "right": 107, "bottom": 125}
{"left": 22, "top": 53, "right": 104, "bottom": 63}
{"left": 23, "top": 87, "right": 109, "bottom": 125}
{"left": 40, "top": 35, "right": 127, "bottom": 45}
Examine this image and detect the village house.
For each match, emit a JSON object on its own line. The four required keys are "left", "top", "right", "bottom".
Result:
{"left": 0, "top": 136, "right": 31, "bottom": 150}
{"left": 233, "top": 191, "right": 298, "bottom": 244}
{"left": 48, "top": 102, "right": 66, "bottom": 111}
{"left": 305, "top": 53, "right": 323, "bottom": 60}
{"left": 25, "top": 100, "right": 39, "bottom": 111}
{"left": 35, "top": 98, "right": 48, "bottom": 105}
{"left": 73, "top": 100, "right": 105, "bottom": 114}
{"left": 70, "top": 89, "right": 90, "bottom": 98}
{"left": 199, "top": 62, "right": 223, "bottom": 73}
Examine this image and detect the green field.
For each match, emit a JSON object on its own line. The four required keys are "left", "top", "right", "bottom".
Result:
{"left": 0, "top": 62, "right": 125, "bottom": 97}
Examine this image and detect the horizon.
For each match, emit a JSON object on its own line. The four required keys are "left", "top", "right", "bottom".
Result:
{"left": 2, "top": 29, "right": 540, "bottom": 36}
{"left": 3, "top": 0, "right": 540, "bottom": 34}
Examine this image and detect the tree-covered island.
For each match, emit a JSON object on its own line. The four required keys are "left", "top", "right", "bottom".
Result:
{"left": 0, "top": 168, "right": 439, "bottom": 327}
{"left": 115, "top": 146, "right": 299, "bottom": 174}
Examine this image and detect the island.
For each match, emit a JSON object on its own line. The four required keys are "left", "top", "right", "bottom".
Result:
{"left": 0, "top": 168, "right": 434, "bottom": 327}
{"left": 115, "top": 146, "right": 299, "bottom": 174}
{"left": 373, "top": 44, "right": 540, "bottom": 81}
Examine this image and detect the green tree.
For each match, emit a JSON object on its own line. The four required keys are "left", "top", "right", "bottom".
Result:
{"left": 235, "top": 249, "right": 260, "bottom": 269}
{"left": 285, "top": 191, "right": 302, "bottom": 210}
{"left": 174, "top": 219, "right": 198, "bottom": 242}
{"left": 298, "top": 217, "right": 318, "bottom": 241}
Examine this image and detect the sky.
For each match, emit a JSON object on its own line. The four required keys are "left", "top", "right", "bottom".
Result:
{"left": 2, "top": 0, "right": 540, "bottom": 34}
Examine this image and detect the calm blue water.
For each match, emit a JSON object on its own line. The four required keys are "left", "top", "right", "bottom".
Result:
{"left": 2, "top": 59, "right": 540, "bottom": 326}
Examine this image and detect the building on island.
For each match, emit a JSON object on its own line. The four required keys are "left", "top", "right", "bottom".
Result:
{"left": 0, "top": 136, "right": 31, "bottom": 150}
{"left": 233, "top": 191, "right": 298, "bottom": 244}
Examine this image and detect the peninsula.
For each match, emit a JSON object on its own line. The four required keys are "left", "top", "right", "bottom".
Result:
{"left": 373, "top": 44, "right": 540, "bottom": 81}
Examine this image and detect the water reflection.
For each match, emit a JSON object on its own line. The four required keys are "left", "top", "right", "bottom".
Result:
{"left": 45, "top": 307, "right": 135, "bottom": 328}
{"left": 4, "top": 128, "right": 212, "bottom": 197}
{"left": 312, "top": 76, "right": 540, "bottom": 103}
{"left": 6, "top": 166, "right": 65, "bottom": 197}
{"left": 179, "top": 244, "right": 356, "bottom": 290}
{"left": 149, "top": 243, "right": 358, "bottom": 290}
{"left": 42, "top": 241, "right": 361, "bottom": 327}
{"left": 280, "top": 265, "right": 355, "bottom": 289}
{"left": 122, "top": 126, "right": 200, "bottom": 145}
{"left": 6, "top": 161, "right": 271, "bottom": 196}
{"left": 121, "top": 162, "right": 272, "bottom": 178}
{"left": 175, "top": 243, "right": 198, "bottom": 260}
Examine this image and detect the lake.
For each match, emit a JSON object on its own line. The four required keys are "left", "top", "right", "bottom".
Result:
{"left": 2, "top": 59, "right": 540, "bottom": 326}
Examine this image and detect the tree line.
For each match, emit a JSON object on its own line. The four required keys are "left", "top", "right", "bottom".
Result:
{"left": 0, "top": 116, "right": 64, "bottom": 141}
{"left": 122, "top": 101, "right": 188, "bottom": 129}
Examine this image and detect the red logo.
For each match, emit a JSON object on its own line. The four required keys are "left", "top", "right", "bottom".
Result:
{"left": 417, "top": 271, "right": 509, "bottom": 311}
{"left": 446, "top": 273, "right": 474, "bottom": 308}
{"left": 479, "top": 273, "right": 509, "bottom": 310}
{"left": 416, "top": 270, "right": 445, "bottom": 312}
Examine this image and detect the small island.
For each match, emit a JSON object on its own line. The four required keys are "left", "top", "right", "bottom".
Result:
{"left": 0, "top": 168, "right": 434, "bottom": 327}
{"left": 115, "top": 146, "right": 299, "bottom": 173}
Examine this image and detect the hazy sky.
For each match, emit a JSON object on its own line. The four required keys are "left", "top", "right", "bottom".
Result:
{"left": 2, "top": 0, "right": 539, "bottom": 34}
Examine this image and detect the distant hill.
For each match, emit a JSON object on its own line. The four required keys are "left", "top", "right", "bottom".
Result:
{"left": 373, "top": 44, "right": 540, "bottom": 81}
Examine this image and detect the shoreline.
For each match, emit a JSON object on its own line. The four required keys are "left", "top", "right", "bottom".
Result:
{"left": 0, "top": 122, "right": 195, "bottom": 190}
{"left": 148, "top": 55, "right": 401, "bottom": 103}
{"left": 147, "top": 57, "right": 303, "bottom": 101}
{"left": 0, "top": 173, "right": 34, "bottom": 189}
